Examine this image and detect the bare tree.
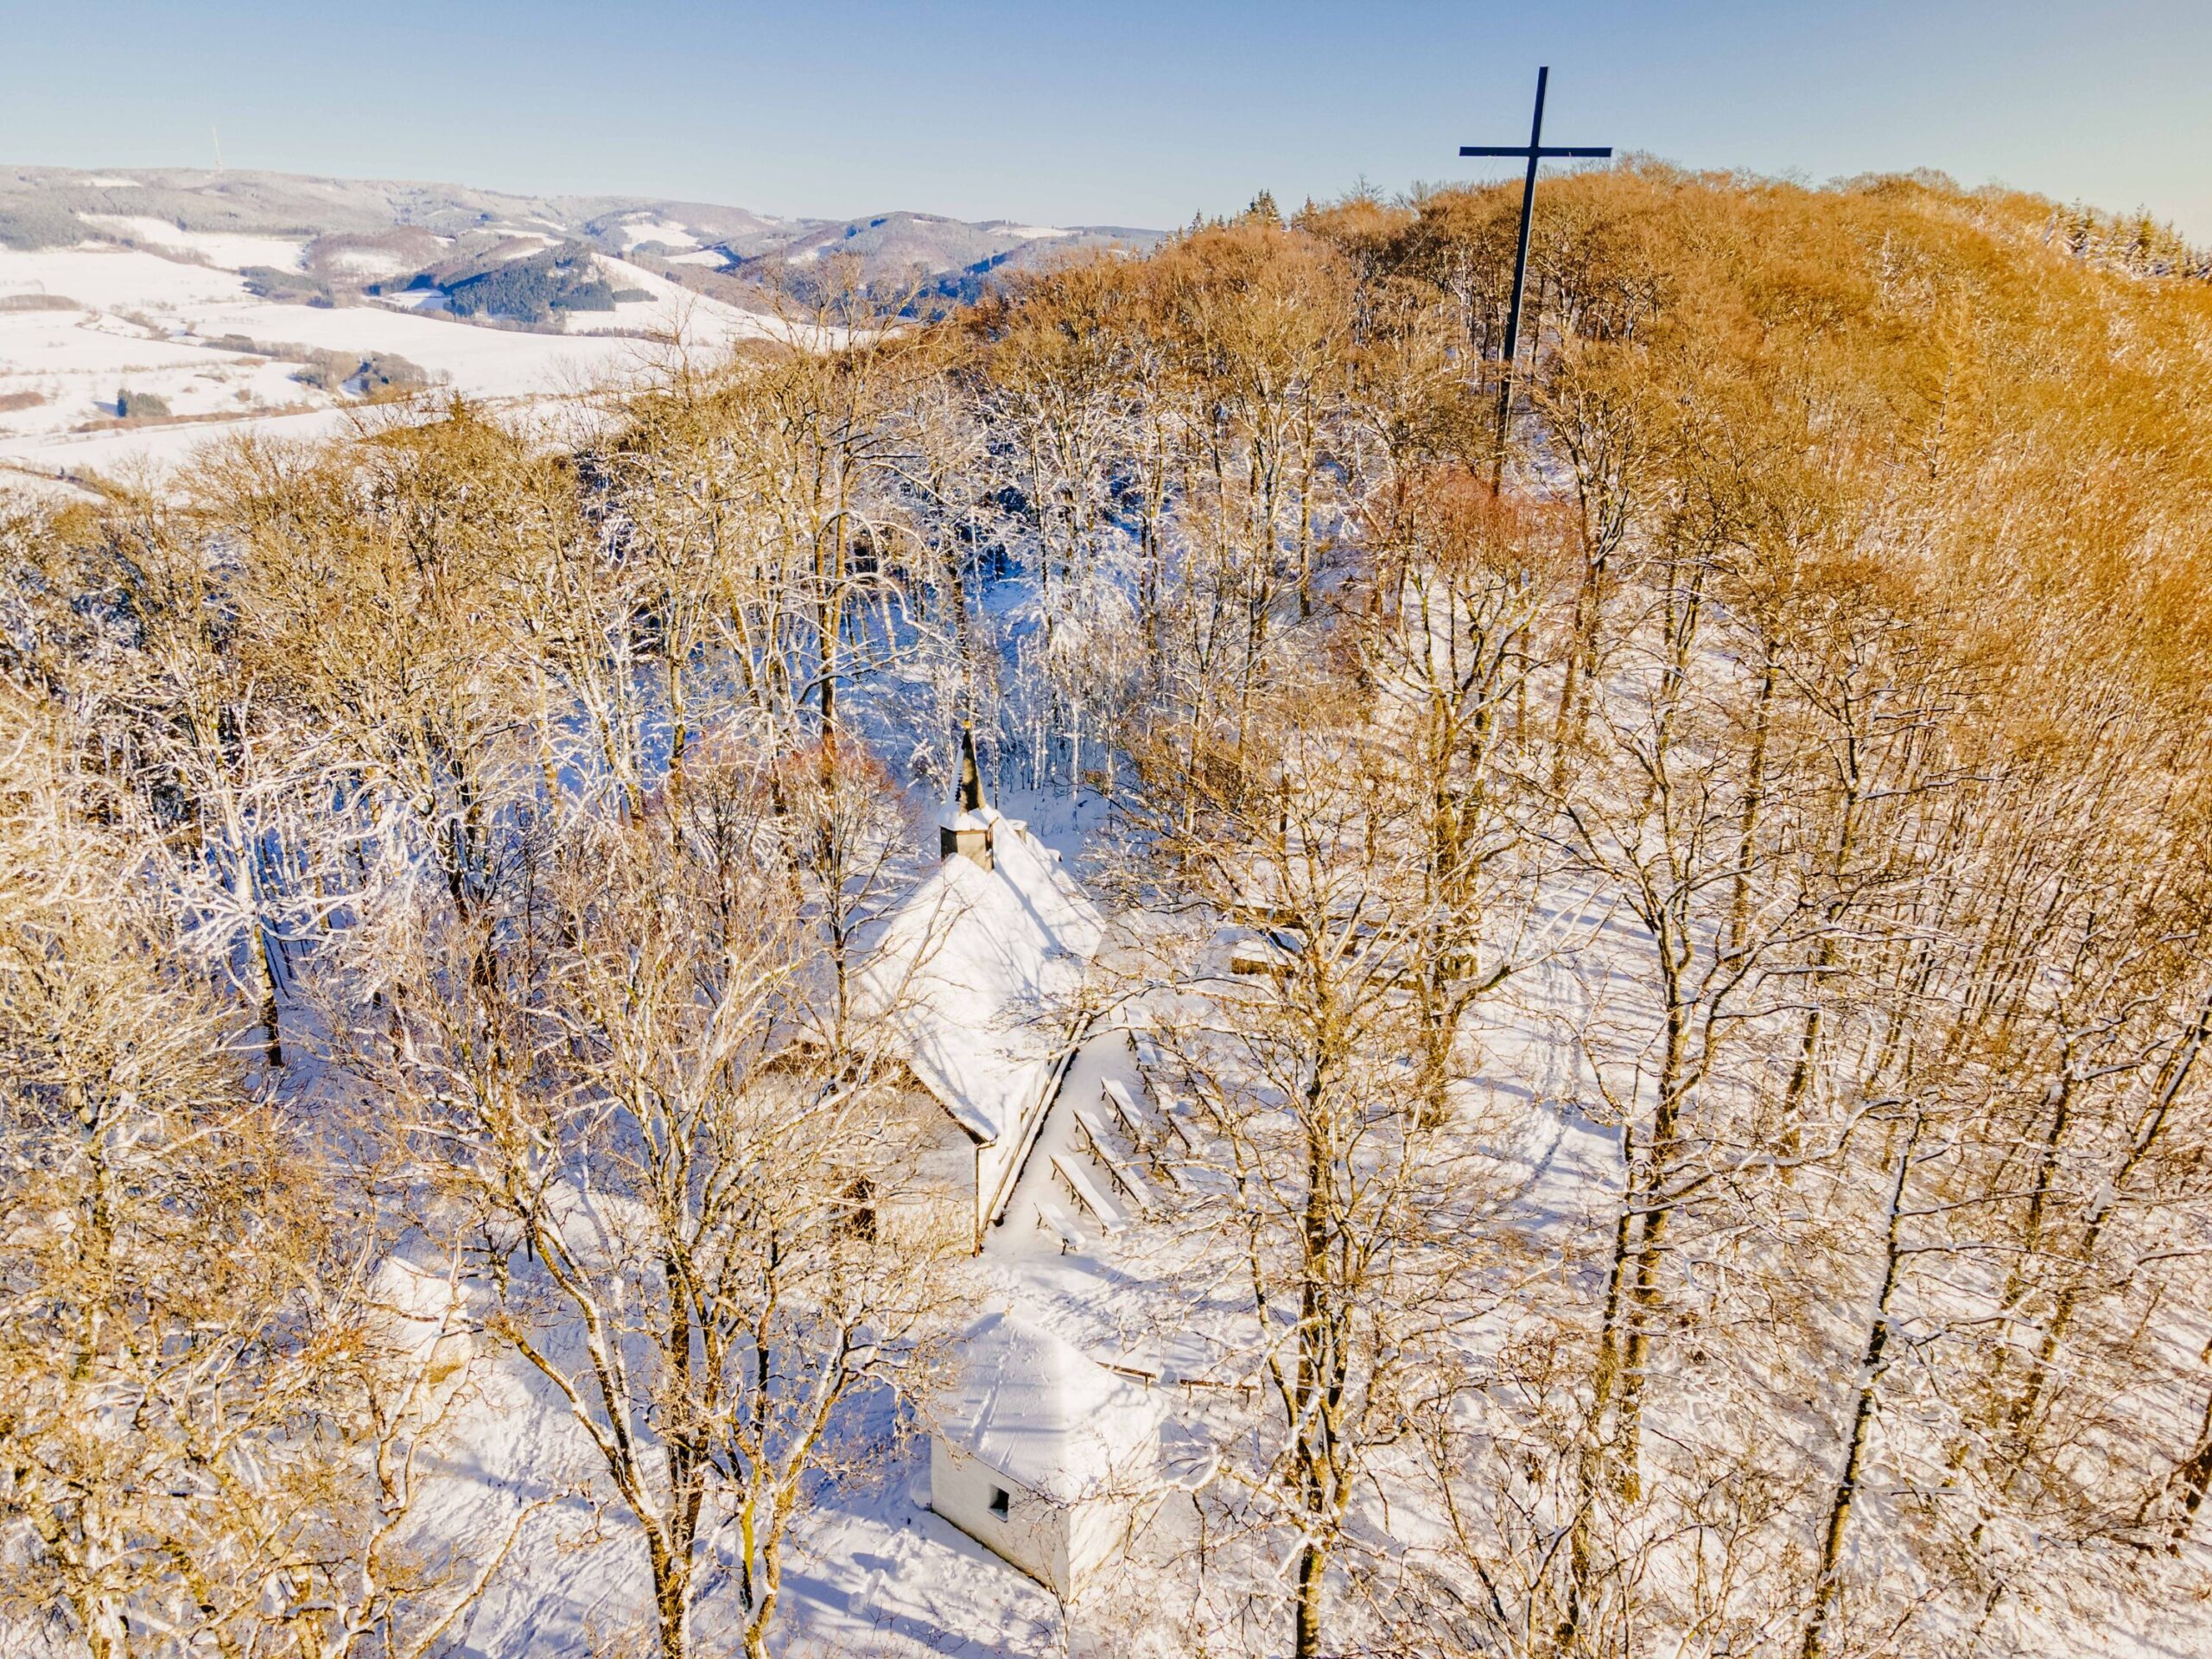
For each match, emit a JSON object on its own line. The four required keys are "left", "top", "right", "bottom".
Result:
{"left": 351, "top": 752, "right": 962, "bottom": 1659}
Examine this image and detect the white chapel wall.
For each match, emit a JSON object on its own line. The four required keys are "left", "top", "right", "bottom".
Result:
{"left": 930, "top": 1437, "right": 1071, "bottom": 1592}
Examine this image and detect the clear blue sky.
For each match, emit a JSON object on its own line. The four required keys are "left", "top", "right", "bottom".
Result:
{"left": 5, "top": 1, "right": 2208, "bottom": 238}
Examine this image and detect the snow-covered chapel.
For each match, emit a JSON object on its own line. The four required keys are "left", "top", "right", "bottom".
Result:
{"left": 859, "top": 739, "right": 1174, "bottom": 1600}
{"left": 929, "top": 1309, "right": 1164, "bottom": 1599}
{"left": 854, "top": 735, "right": 1106, "bottom": 1252}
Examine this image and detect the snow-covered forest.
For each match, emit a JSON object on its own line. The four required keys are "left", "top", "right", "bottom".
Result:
{"left": 5, "top": 162, "right": 2212, "bottom": 1659}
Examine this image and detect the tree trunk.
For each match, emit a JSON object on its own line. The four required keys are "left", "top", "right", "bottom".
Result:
{"left": 1803, "top": 1126, "right": 1916, "bottom": 1659}
{"left": 2010, "top": 985, "right": 2212, "bottom": 1470}
{"left": 1612, "top": 1005, "right": 1691, "bottom": 1498}
{"left": 651, "top": 1544, "right": 693, "bottom": 1659}
{"left": 1563, "top": 1128, "right": 1637, "bottom": 1645}
{"left": 83, "top": 1601, "right": 127, "bottom": 1659}
{"left": 1727, "top": 645, "right": 1777, "bottom": 957}
{"left": 1294, "top": 1538, "right": 1325, "bottom": 1659}
{"left": 234, "top": 843, "right": 283, "bottom": 1071}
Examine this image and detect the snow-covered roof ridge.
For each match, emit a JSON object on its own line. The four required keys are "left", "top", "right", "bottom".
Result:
{"left": 935, "top": 1309, "right": 1160, "bottom": 1505}
{"left": 934, "top": 802, "right": 1000, "bottom": 832}
{"left": 855, "top": 814, "right": 1104, "bottom": 1146}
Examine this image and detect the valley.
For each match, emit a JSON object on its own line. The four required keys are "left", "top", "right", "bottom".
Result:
{"left": 0, "top": 165, "right": 1159, "bottom": 491}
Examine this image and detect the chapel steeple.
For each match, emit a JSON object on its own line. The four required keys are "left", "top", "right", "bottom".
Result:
{"left": 939, "top": 728, "right": 995, "bottom": 870}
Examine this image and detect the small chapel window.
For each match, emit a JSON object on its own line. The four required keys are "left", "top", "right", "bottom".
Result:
{"left": 988, "top": 1486, "right": 1011, "bottom": 1520}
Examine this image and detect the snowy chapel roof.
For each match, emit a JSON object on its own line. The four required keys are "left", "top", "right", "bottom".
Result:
{"left": 854, "top": 809, "right": 1104, "bottom": 1145}
{"left": 935, "top": 1310, "right": 1161, "bottom": 1504}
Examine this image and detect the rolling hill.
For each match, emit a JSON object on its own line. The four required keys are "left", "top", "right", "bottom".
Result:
{"left": 0, "top": 165, "right": 1161, "bottom": 490}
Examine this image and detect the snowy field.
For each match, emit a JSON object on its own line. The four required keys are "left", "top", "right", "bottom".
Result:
{"left": 0, "top": 236, "right": 790, "bottom": 491}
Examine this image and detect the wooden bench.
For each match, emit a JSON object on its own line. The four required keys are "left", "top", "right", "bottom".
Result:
{"left": 1071, "top": 1106, "right": 1160, "bottom": 1216}
{"left": 1101, "top": 1077, "right": 1152, "bottom": 1139}
{"left": 1033, "top": 1198, "right": 1084, "bottom": 1255}
{"left": 1051, "top": 1153, "right": 1128, "bottom": 1233}
{"left": 1103, "top": 1076, "right": 1196, "bottom": 1173}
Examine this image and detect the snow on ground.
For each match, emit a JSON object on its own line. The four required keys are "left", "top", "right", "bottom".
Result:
{"left": 179, "top": 297, "right": 665, "bottom": 392}
{"left": 1, "top": 309, "right": 200, "bottom": 377}
{"left": 367, "top": 1250, "right": 1077, "bottom": 1658}
{"left": 354, "top": 1006, "right": 1207, "bottom": 1659}
{"left": 0, "top": 298, "right": 658, "bottom": 482}
{"left": 985, "top": 786, "right": 1113, "bottom": 868}
{"left": 316, "top": 242, "right": 448, "bottom": 281}
{"left": 0, "top": 252, "right": 303, "bottom": 456}
{"left": 0, "top": 350, "right": 306, "bottom": 437}
{"left": 0, "top": 405, "right": 371, "bottom": 487}
{"left": 389, "top": 1315, "right": 651, "bottom": 1656}
{"left": 613, "top": 216, "right": 702, "bottom": 251}
{"left": 559, "top": 255, "right": 789, "bottom": 347}
{"left": 0, "top": 243, "right": 817, "bottom": 489}
{"left": 472, "top": 233, "right": 556, "bottom": 262}
{"left": 0, "top": 245, "right": 254, "bottom": 311}
{"left": 668, "top": 246, "right": 734, "bottom": 267}
{"left": 77, "top": 213, "right": 310, "bottom": 271}
{"left": 982, "top": 1030, "right": 1197, "bottom": 1359}
{"left": 780, "top": 1479, "right": 1068, "bottom": 1658}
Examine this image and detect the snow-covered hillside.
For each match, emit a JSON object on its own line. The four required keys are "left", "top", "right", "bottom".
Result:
{"left": 14, "top": 165, "right": 2197, "bottom": 1659}
{"left": 0, "top": 166, "right": 1159, "bottom": 493}
{"left": 0, "top": 234, "right": 788, "bottom": 488}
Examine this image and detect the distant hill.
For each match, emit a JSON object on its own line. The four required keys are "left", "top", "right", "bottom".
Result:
{"left": 716, "top": 210, "right": 1164, "bottom": 307}
{"left": 0, "top": 166, "right": 1163, "bottom": 311}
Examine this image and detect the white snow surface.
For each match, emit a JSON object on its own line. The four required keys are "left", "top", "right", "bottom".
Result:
{"left": 855, "top": 813, "right": 1105, "bottom": 1146}
{"left": 409, "top": 1336, "right": 1071, "bottom": 1658}
{"left": 556, "top": 255, "right": 781, "bottom": 346}
{"left": 76, "top": 213, "right": 310, "bottom": 272}
{"left": 0, "top": 245, "right": 253, "bottom": 310}
{"left": 182, "top": 298, "right": 653, "bottom": 392}
{"left": 0, "top": 244, "right": 818, "bottom": 490}
{"left": 318, "top": 243, "right": 439, "bottom": 279}
{"left": 613, "top": 216, "right": 701, "bottom": 251}
{"left": 932, "top": 1310, "right": 1160, "bottom": 1504}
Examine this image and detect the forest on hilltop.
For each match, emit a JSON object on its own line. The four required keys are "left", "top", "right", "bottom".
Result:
{"left": 5, "top": 161, "right": 2212, "bottom": 1659}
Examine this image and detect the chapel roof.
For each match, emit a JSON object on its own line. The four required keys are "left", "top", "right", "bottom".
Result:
{"left": 934, "top": 1310, "right": 1160, "bottom": 1504}
{"left": 854, "top": 809, "right": 1103, "bottom": 1145}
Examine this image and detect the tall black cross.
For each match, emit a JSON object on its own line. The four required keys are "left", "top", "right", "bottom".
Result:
{"left": 1459, "top": 66, "right": 1611, "bottom": 486}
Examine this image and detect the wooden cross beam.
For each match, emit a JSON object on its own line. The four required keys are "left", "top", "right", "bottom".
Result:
{"left": 1459, "top": 66, "right": 1612, "bottom": 486}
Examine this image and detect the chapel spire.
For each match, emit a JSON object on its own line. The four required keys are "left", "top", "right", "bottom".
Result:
{"left": 960, "top": 727, "right": 984, "bottom": 814}
{"left": 940, "top": 727, "right": 995, "bottom": 870}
